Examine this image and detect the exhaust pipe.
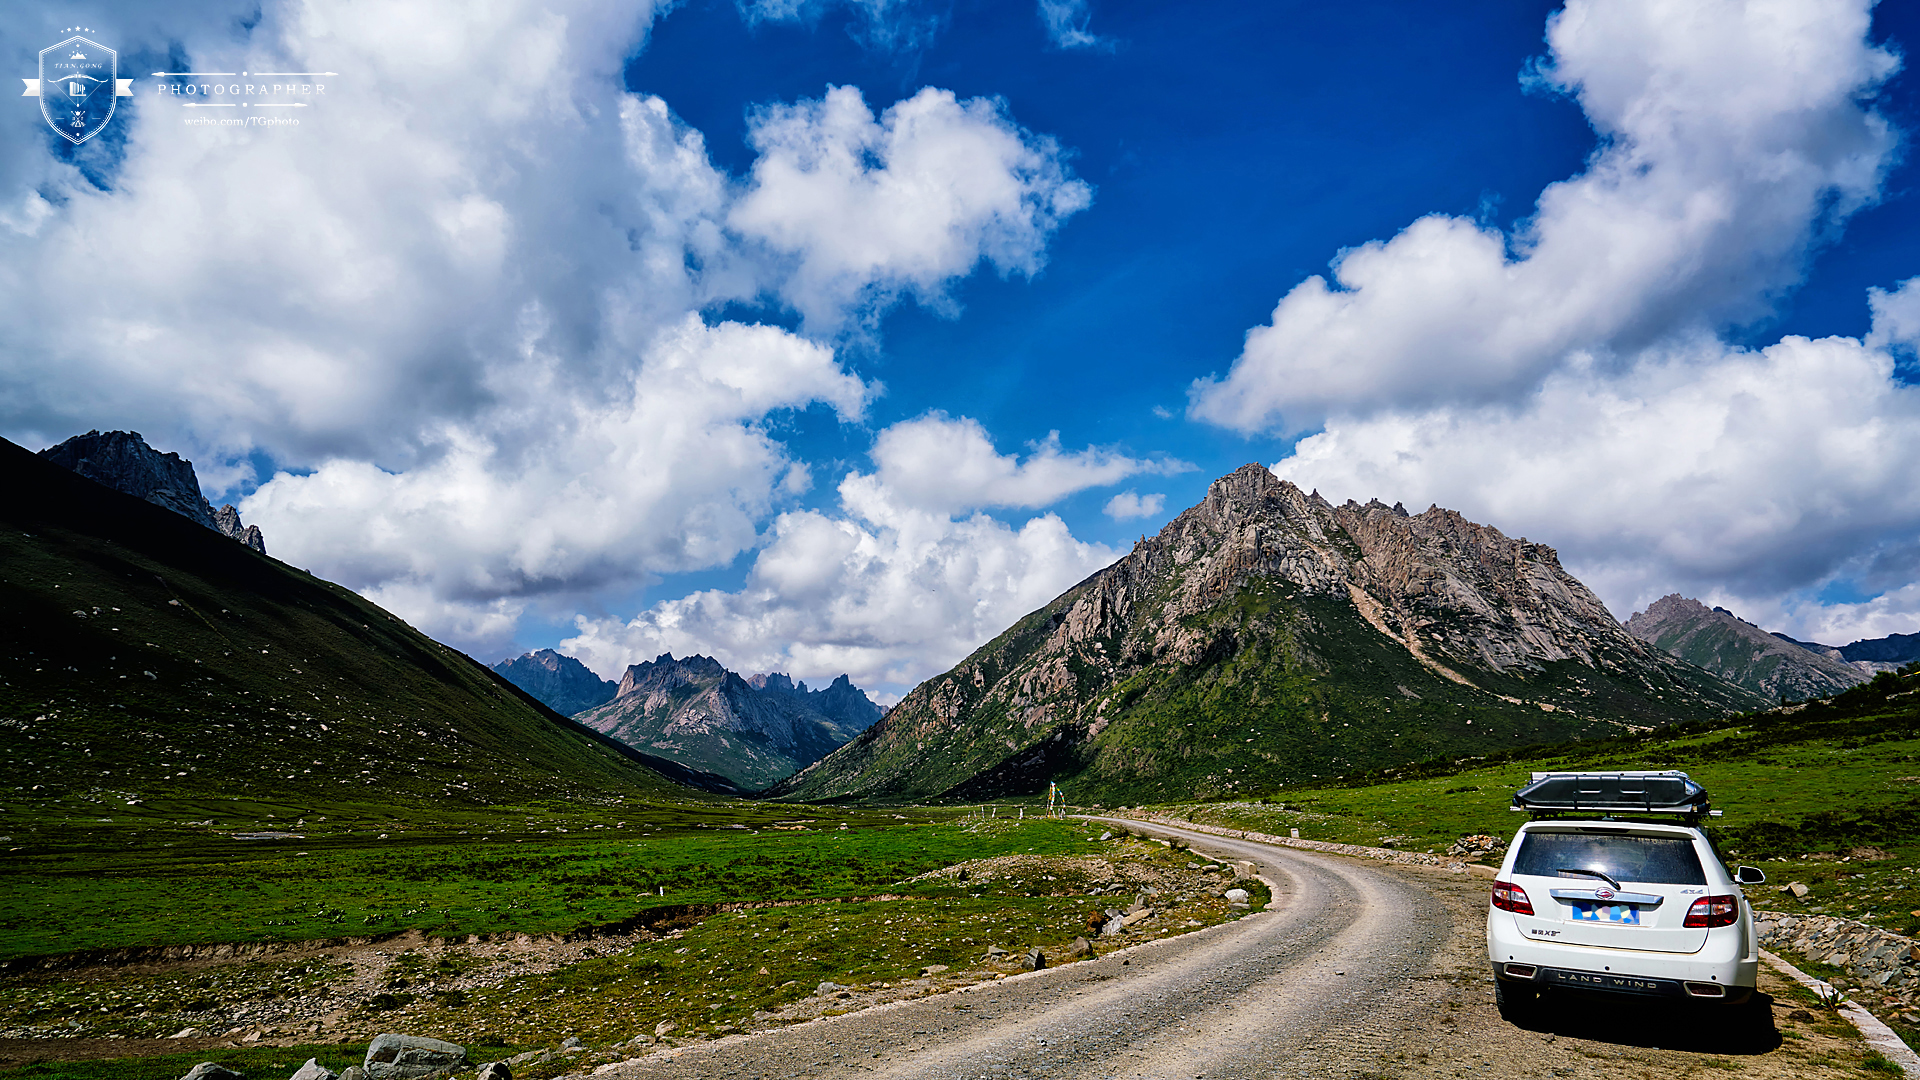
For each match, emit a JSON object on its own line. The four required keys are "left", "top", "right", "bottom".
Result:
{"left": 1503, "top": 964, "right": 1538, "bottom": 979}
{"left": 1682, "top": 982, "right": 1726, "bottom": 997}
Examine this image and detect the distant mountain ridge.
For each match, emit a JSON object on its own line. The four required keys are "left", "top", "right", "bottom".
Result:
{"left": 773, "top": 464, "right": 1764, "bottom": 806}
{"left": 493, "top": 649, "right": 619, "bottom": 716}
{"left": 39, "top": 430, "right": 265, "bottom": 554}
{"left": 1771, "top": 630, "right": 1920, "bottom": 674}
{"left": 574, "top": 653, "right": 883, "bottom": 789}
{"left": 1623, "top": 595, "right": 1869, "bottom": 702}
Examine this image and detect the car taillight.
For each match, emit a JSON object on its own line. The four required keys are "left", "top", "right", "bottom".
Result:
{"left": 1684, "top": 894, "right": 1738, "bottom": 928}
{"left": 1491, "top": 880, "right": 1534, "bottom": 915}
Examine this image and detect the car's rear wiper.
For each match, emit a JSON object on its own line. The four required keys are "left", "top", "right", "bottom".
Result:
{"left": 1556, "top": 867, "right": 1622, "bottom": 890}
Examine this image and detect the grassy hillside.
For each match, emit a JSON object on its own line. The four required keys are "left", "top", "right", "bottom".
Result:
{"left": 1157, "top": 665, "right": 1920, "bottom": 934}
{"left": 0, "top": 435, "right": 723, "bottom": 849}
{"left": 781, "top": 576, "right": 1759, "bottom": 807}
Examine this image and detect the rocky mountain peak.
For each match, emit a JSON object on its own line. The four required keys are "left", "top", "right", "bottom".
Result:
{"left": 39, "top": 430, "right": 266, "bottom": 554}
{"left": 492, "top": 649, "right": 619, "bottom": 717}
{"left": 1624, "top": 595, "right": 1867, "bottom": 702}
{"left": 776, "top": 463, "right": 1763, "bottom": 805}
{"left": 615, "top": 653, "right": 728, "bottom": 697}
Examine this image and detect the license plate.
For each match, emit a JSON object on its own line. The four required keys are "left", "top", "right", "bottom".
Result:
{"left": 1570, "top": 901, "right": 1639, "bottom": 924}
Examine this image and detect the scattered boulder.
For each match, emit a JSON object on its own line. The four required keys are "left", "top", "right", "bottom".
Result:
{"left": 984, "top": 945, "right": 1008, "bottom": 957}
{"left": 475, "top": 1065, "right": 512, "bottom": 1080}
{"left": 653, "top": 1021, "right": 676, "bottom": 1037}
{"left": 363, "top": 1034, "right": 466, "bottom": 1080}
{"left": 816, "top": 981, "right": 849, "bottom": 995}
{"left": 1067, "top": 936, "right": 1095, "bottom": 958}
{"left": 170, "top": 1027, "right": 205, "bottom": 1039}
{"left": 560, "top": 1038, "right": 582, "bottom": 1050}
{"left": 290, "top": 1060, "right": 338, "bottom": 1080}
{"left": 1784, "top": 881, "right": 1811, "bottom": 899}
{"left": 1024, "top": 949, "right": 1047, "bottom": 971}
{"left": 1101, "top": 914, "right": 1126, "bottom": 936}
{"left": 919, "top": 963, "right": 950, "bottom": 977}
{"left": 1224, "top": 888, "right": 1250, "bottom": 906}
{"left": 1447, "top": 835, "right": 1504, "bottom": 858}
{"left": 340, "top": 1069, "right": 366, "bottom": 1080}
{"left": 182, "top": 1065, "right": 244, "bottom": 1080}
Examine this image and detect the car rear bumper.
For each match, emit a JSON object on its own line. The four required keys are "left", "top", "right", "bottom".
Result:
{"left": 1488, "top": 911, "right": 1757, "bottom": 992}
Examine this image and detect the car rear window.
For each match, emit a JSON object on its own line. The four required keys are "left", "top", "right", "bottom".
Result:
{"left": 1512, "top": 831, "right": 1707, "bottom": 886}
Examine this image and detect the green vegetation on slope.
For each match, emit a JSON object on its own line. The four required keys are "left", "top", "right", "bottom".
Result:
{"left": 1159, "top": 665, "right": 1920, "bottom": 936}
{"left": 0, "top": 435, "right": 722, "bottom": 835}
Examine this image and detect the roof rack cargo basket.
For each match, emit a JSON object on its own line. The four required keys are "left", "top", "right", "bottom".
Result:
{"left": 1511, "top": 770, "right": 1716, "bottom": 819}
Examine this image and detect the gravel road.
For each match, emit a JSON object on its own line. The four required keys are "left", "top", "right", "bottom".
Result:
{"left": 584, "top": 821, "right": 1874, "bottom": 1080}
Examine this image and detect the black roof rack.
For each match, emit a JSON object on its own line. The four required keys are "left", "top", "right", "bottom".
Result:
{"left": 1511, "top": 770, "right": 1717, "bottom": 820}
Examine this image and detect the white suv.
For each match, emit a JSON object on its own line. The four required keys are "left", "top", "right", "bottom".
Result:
{"left": 1486, "top": 771, "right": 1766, "bottom": 1019}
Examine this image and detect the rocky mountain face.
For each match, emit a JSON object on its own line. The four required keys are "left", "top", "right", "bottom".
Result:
{"left": 492, "top": 649, "right": 619, "bottom": 716}
{"left": 574, "top": 654, "right": 883, "bottom": 789}
{"left": 1774, "top": 630, "right": 1920, "bottom": 676}
{"left": 774, "top": 464, "right": 1766, "bottom": 805}
{"left": 39, "top": 431, "right": 265, "bottom": 554}
{"left": 1624, "top": 595, "right": 1870, "bottom": 702}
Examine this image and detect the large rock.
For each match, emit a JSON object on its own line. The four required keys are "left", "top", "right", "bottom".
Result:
{"left": 181, "top": 1065, "right": 245, "bottom": 1080}
{"left": 363, "top": 1034, "right": 467, "bottom": 1079}
{"left": 39, "top": 430, "right": 266, "bottom": 554}
{"left": 290, "top": 1060, "right": 339, "bottom": 1080}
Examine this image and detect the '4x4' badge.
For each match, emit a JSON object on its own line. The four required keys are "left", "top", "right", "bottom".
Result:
{"left": 25, "top": 35, "right": 134, "bottom": 145}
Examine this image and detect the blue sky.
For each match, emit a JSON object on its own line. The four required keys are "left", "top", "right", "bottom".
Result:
{"left": 3, "top": 0, "right": 1918, "bottom": 701}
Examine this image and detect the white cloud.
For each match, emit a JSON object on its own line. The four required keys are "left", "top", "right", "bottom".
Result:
{"left": 856, "top": 412, "right": 1187, "bottom": 516}
{"left": 561, "top": 413, "right": 1176, "bottom": 690}
{"left": 1103, "top": 490, "right": 1164, "bottom": 520}
{"left": 0, "top": 2, "right": 1094, "bottom": 658}
{"left": 735, "top": 0, "right": 946, "bottom": 53}
{"left": 1868, "top": 277, "right": 1920, "bottom": 356}
{"left": 242, "top": 317, "right": 874, "bottom": 653}
{"left": 1190, "top": 0, "right": 1897, "bottom": 434}
{"left": 730, "top": 85, "right": 1093, "bottom": 332}
{"left": 1038, "top": 0, "right": 1109, "bottom": 51}
{"left": 564, "top": 467, "right": 1120, "bottom": 693}
{"left": 1273, "top": 332, "right": 1920, "bottom": 645}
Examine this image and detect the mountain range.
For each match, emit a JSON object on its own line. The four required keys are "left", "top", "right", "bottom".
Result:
{"left": 1623, "top": 595, "right": 1871, "bottom": 702}
{"left": 568, "top": 654, "right": 883, "bottom": 789}
{"left": 773, "top": 464, "right": 1768, "bottom": 806}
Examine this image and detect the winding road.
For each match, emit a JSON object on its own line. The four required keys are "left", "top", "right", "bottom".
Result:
{"left": 586, "top": 821, "right": 1844, "bottom": 1080}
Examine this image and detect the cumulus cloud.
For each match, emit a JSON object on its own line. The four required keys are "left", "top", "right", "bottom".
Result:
{"left": 1103, "top": 490, "right": 1164, "bottom": 520}
{"left": 560, "top": 413, "right": 1160, "bottom": 691}
{"left": 1191, "top": 0, "right": 1897, "bottom": 434}
{"left": 856, "top": 412, "right": 1187, "bottom": 516}
{"left": 243, "top": 318, "right": 873, "bottom": 653}
{"left": 1868, "top": 277, "right": 1920, "bottom": 356}
{"left": 731, "top": 86, "right": 1092, "bottom": 332}
{"left": 0, "top": 1, "right": 1096, "bottom": 656}
{"left": 1273, "top": 333, "right": 1920, "bottom": 638}
{"left": 563, "top": 465, "right": 1121, "bottom": 694}
{"left": 1037, "top": 0, "right": 1108, "bottom": 50}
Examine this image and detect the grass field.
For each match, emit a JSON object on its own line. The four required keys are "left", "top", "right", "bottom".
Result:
{"left": 1157, "top": 667, "right": 1920, "bottom": 937}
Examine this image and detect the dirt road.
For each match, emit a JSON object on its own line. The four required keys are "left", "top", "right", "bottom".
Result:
{"left": 583, "top": 821, "right": 1883, "bottom": 1080}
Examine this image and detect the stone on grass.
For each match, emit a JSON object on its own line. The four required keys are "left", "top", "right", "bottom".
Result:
{"left": 290, "top": 1059, "right": 339, "bottom": 1080}
{"left": 654, "top": 1021, "right": 676, "bottom": 1037}
{"left": 1067, "top": 936, "right": 1095, "bottom": 958}
{"left": 1783, "top": 881, "right": 1810, "bottom": 898}
{"left": 475, "top": 1064, "right": 513, "bottom": 1080}
{"left": 170, "top": 1027, "right": 205, "bottom": 1039}
{"left": 340, "top": 1068, "right": 366, "bottom": 1080}
{"left": 363, "top": 1033, "right": 467, "bottom": 1080}
{"left": 181, "top": 1065, "right": 245, "bottom": 1080}
{"left": 816, "top": 981, "right": 848, "bottom": 995}
{"left": 919, "top": 964, "right": 950, "bottom": 976}
{"left": 985, "top": 945, "right": 1008, "bottom": 957}
{"left": 1101, "top": 915, "right": 1126, "bottom": 937}
{"left": 1025, "top": 949, "right": 1047, "bottom": 971}
{"left": 1224, "top": 888, "right": 1250, "bottom": 904}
